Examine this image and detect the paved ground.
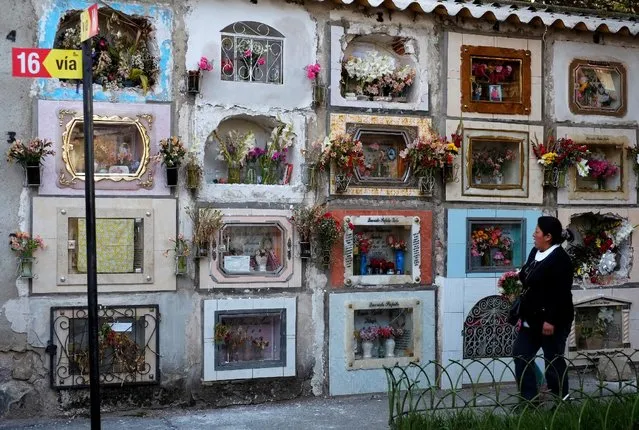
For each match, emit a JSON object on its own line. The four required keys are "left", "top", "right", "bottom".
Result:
{"left": 0, "top": 394, "right": 390, "bottom": 430}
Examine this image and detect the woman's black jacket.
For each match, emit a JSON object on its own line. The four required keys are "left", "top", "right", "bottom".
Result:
{"left": 518, "top": 246, "right": 574, "bottom": 331}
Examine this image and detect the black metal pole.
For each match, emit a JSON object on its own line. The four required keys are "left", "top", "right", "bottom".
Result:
{"left": 81, "top": 39, "right": 101, "bottom": 429}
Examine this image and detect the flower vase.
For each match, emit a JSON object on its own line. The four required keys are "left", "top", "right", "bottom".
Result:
{"left": 227, "top": 161, "right": 241, "bottom": 184}
{"left": 395, "top": 250, "right": 405, "bottom": 273}
{"left": 166, "top": 167, "right": 178, "bottom": 187}
{"left": 244, "top": 164, "right": 257, "bottom": 184}
{"left": 299, "top": 242, "right": 311, "bottom": 260}
{"left": 24, "top": 163, "right": 41, "bottom": 187}
{"left": 186, "top": 70, "right": 202, "bottom": 94}
{"left": 481, "top": 252, "right": 491, "bottom": 267}
{"left": 255, "top": 254, "right": 268, "bottom": 272}
{"left": 384, "top": 338, "right": 396, "bottom": 358}
{"left": 495, "top": 173, "right": 504, "bottom": 185}
{"left": 543, "top": 166, "right": 567, "bottom": 188}
{"left": 360, "top": 252, "right": 368, "bottom": 276}
{"left": 418, "top": 169, "right": 435, "bottom": 196}
{"left": 186, "top": 164, "right": 200, "bottom": 190}
{"left": 362, "top": 340, "right": 374, "bottom": 359}
{"left": 19, "top": 257, "right": 35, "bottom": 278}
{"left": 334, "top": 169, "right": 351, "bottom": 193}
{"left": 261, "top": 164, "right": 278, "bottom": 185}
{"left": 175, "top": 254, "right": 188, "bottom": 275}
{"left": 474, "top": 175, "right": 482, "bottom": 185}
{"left": 597, "top": 177, "right": 606, "bottom": 190}
{"left": 443, "top": 164, "right": 456, "bottom": 183}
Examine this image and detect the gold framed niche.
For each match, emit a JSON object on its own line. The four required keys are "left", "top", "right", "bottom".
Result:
{"left": 61, "top": 114, "right": 153, "bottom": 186}
{"left": 328, "top": 113, "right": 434, "bottom": 197}
{"left": 574, "top": 142, "right": 624, "bottom": 193}
{"left": 569, "top": 59, "right": 627, "bottom": 117}
{"left": 467, "top": 136, "right": 525, "bottom": 191}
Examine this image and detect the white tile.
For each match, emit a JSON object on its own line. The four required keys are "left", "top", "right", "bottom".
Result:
{"left": 440, "top": 350, "right": 464, "bottom": 389}
{"left": 442, "top": 278, "right": 464, "bottom": 314}
{"left": 447, "top": 32, "right": 463, "bottom": 78}
{"left": 442, "top": 313, "right": 464, "bottom": 352}
{"left": 495, "top": 36, "right": 527, "bottom": 50}
{"left": 530, "top": 82, "right": 542, "bottom": 122}
{"left": 215, "top": 368, "right": 253, "bottom": 381}
{"left": 447, "top": 78, "right": 462, "bottom": 117}
{"left": 528, "top": 39, "right": 543, "bottom": 78}
{"left": 462, "top": 34, "right": 495, "bottom": 48}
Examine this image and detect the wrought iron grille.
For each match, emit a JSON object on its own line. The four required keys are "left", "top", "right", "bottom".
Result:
{"left": 463, "top": 295, "right": 517, "bottom": 359}
{"left": 50, "top": 305, "right": 159, "bottom": 388}
{"left": 220, "top": 21, "right": 284, "bottom": 84}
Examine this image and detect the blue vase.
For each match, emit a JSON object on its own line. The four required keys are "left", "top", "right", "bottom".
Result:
{"left": 360, "top": 253, "right": 368, "bottom": 276}
{"left": 395, "top": 250, "right": 405, "bottom": 274}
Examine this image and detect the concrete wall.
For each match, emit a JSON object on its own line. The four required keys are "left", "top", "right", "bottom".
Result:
{"left": 1, "top": 0, "right": 639, "bottom": 419}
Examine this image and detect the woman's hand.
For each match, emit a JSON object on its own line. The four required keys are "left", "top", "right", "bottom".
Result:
{"left": 542, "top": 321, "right": 555, "bottom": 336}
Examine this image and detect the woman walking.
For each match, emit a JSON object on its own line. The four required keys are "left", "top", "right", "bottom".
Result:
{"left": 513, "top": 216, "right": 574, "bottom": 403}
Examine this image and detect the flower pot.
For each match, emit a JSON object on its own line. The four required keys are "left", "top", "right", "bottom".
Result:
{"left": 495, "top": 174, "right": 504, "bottom": 185}
{"left": 597, "top": 177, "right": 606, "bottom": 190}
{"left": 360, "top": 252, "right": 368, "bottom": 276}
{"left": 443, "top": 164, "right": 456, "bottom": 183}
{"left": 175, "top": 254, "right": 188, "bottom": 275}
{"left": 25, "top": 164, "right": 41, "bottom": 187}
{"left": 543, "top": 166, "right": 567, "bottom": 188}
{"left": 418, "top": 170, "right": 435, "bottom": 196}
{"left": 384, "top": 338, "right": 396, "bottom": 358}
{"left": 474, "top": 175, "right": 482, "bottom": 185}
{"left": 299, "top": 241, "right": 311, "bottom": 260}
{"left": 19, "top": 257, "right": 35, "bottom": 278}
{"left": 186, "top": 70, "right": 202, "bottom": 94}
{"left": 395, "top": 250, "right": 405, "bottom": 273}
{"left": 166, "top": 167, "right": 178, "bottom": 187}
{"left": 362, "top": 340, "right": 374, "bottom": 359}
{"left": 227, "top": 161, "right": 241, "bottom": 184}
{"left": 244, "top": 164, "right": 257, "bottom": 184}
{"left": 312, "top": 81, "right": 327, "bottom": 107}
{"left": 321, "top": 251, "right": 331, "bottom": 268}
{"left": 261, "top": 164, "right": 279, "bottom": 185}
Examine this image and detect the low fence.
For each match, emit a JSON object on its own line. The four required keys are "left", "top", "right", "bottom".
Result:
{"left": 385, "top": 350, "right": 639, "bottom": 428}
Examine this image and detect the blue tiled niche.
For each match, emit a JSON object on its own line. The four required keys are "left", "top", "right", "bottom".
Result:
{"left": 37, "top": 1, "right": 173, "bottom": 103}
{"left": 447, "top": 209, "right": 542, "bottom": 278}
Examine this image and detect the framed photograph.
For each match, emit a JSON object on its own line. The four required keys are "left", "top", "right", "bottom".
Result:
{"left": 489, "top": 85, "right": 502, "bottom": 102}
{"left": 569, "top": 59, "right": 626, "bottom": 117}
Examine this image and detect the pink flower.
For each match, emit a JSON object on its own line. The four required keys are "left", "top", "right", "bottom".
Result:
{"left": 304, "top": 63, "right": 321, "bottom": 80}
{"left": 257, "top": 57, "right": 266, "bottom": 66}
{"left": 198, "top": 56, "right": 213, "bottom": 72}
{"left": 222, "top": 59, "right": 234, "bottom": 73}
{"left": 243, "top": 49, "right": 252, "bottom": 58}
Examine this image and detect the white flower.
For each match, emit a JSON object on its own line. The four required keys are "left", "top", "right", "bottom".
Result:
{"left": 576, "top": 159, "right": 590, "bottom": 177}
{"left": 636, "top": 154, "right": 639, "bottom": 165}
{"left": 597, "top": 250, "right": 617, "bottom": 275}
{"left": 598, "top": 307, "right": 614, "bottom": 324}
{"left": 614, "top": 221, "right": 635, "bottom": 244}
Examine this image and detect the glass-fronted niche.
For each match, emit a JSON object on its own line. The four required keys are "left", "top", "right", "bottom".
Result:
{"left": 60, "top": 113, "right": 152, "bottom": 186}
{"left": 468, "top": 136, "right": 524, "bottom": 190}
{"left": 51, "top": 305, "right": 159, "bottom": 388}
{"left": 575, "top": 144, "right": 623, "bottom": 192}
{"left": 467, "top": 219, "right": 525, "bottom": 273}
{"left": 205, "top": 212, "right": 299, "bottom": 288}
{"left": 569, "top": 59, "right": 627, "bottom": 117}
{"left": 461, "top": 45, "right": 531, "bottom": 115}
{"left": 345, "top": 299, "right": 422, "bottom": 370}
{"left": 344, "top": 215, "right": 421, "bottom": 286}
{"left": 57, "top": 208, "right": 154, "bottom": 286}
{"left": 214, "top": 309, "right": 285, "bottom": 370}
{"left": 571, "top": 297, "right": 631, "bottom": 353}
{"left": 355, "top": 128, "right": 411, "bottom": 184}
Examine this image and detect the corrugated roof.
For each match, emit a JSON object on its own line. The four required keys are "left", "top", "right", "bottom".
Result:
{"left": 316, "top": 0, "right": 639, "bottom": 36}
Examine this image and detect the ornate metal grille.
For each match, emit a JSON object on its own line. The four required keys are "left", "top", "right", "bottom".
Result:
{"left": 50, "top": 305, "right": 159, "bottom": 388}
{"left": 463, "top": 295, "right": 517, "bottom": 359}
{"left": 220, "top": 21, "right": 284, "bottom": 84}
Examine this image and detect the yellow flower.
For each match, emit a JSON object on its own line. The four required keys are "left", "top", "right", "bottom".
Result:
{"left": 446, "top": 143, "right": 458, "bottom": 154}
{"left": 540, "top": 152, "right": 557, "bottom": 166}
{"left": 596, "top": 238, "right": 601, "bottom": 248}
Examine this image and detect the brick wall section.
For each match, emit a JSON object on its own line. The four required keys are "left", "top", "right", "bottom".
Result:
{"left": 327, "top": 209, "right": 433, "bottom": 288}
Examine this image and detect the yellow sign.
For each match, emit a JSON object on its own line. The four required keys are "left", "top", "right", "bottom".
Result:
{"left": 80, "top": 4, "right": 99, "bottom": 42}
{"left": 42, "top": 49, "right": 82, "bottom": 79}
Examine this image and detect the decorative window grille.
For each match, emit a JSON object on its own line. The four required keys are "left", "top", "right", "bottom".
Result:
{"left": 220, "top": 21, "right": 284, "bottom": 84}
{"left": 463, "top": 295, "right": 517, "bottom": 359}
{"left": 50, "top": 305, "right": 159, "bottom": 388}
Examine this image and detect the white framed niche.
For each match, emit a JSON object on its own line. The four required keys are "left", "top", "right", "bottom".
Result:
{"left": 32, "top": 197, "right": 177, "bottom": 294}
{"left": 330, "top": 25, "right": 429, "bottom": 111}
{"left": 445, "top": 120, "right": 543, "bottom": 204}
{"left": 343, "top": 215, "right": 421, "bottom": 286}
{"left": 199, "top": 209, "right": 301, "bottom": 289}
{"left": 203, "top": 297, "right": 296, "bottom": 381}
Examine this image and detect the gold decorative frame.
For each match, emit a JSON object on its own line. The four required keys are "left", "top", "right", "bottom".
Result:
{"left": 466, "top": 136, "right": 526, "bottom": 191}
{"left": 60, "top": 113, "right": 153, "bottom": 187}
{"left": 328, "top": 113, "right": 434, "bottom": 197}
{"left": 571, "top": 139, "right": 626, "bottom": 195}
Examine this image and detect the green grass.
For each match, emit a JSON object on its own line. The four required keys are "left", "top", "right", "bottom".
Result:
{"left": 392, "top": 396, "right": 639, "bottom": 430}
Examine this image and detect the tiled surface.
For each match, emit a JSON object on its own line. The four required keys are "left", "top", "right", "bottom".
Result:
{"left": 328, "top": 290, "right": 435, "bottom": 395}
{"left": 202, "top": 297, "right": 297, "bottom": 381}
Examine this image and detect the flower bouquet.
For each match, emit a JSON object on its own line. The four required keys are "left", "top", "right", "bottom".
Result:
{"left": 471, "top": 147, "right": 516, "bottom": 185}
{"left": 10, "top": 231, "right": 45, "bottom": 278}
{"left": 213, "top": 130, "right": 256, "bottom": 183}
{"left": 400, "top": 133, "right": 459, "bottom": 194}
{"left": 261, "top": 121, "right": 296, "bottom": 185}
{"left": 315, "top": 211, "right": 343, "bottom": 266}
{"left": 498, "top": 271, "right": 522, "bottom": 302}
{"left": 164, "top": 233, "right": 190, "bottom": 275}
{"left": 359, "top": 326, "right": 379, "bottom": 342}
{"left": 156, "top": 137, "right": 186, "bottom": 186}
{"left": 187, "top": 56, "right": 213, "bottom": 94}
{"left": 7, "top": 138, "right": 55, "bottom": 186}
{"left": 532, "top": 135, "right": 590, "bottom": 187}
{"left": 317, "top": 134, "right": 365, "bottom": 192}
{"left": 586, "top": 157, "right": 619, "bottom": 190}
{"left": 470, "top": 226, "right": 512, "bottom": 267}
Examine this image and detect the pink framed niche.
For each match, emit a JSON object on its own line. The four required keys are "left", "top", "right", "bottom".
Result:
{"left": 37, "top": 100, "right": 172, "bottom": 196}
{"left": 200, "top": 208, "right": 301, "bottom": 289}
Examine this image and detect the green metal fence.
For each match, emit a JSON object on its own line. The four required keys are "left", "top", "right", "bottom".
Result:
{"left": 385, "top": 351, "right": 639, "bottom": 428}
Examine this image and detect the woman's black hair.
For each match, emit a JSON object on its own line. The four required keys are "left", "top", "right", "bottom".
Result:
{"left": 537, "top": 216, "right": 574, "bottom": 245}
